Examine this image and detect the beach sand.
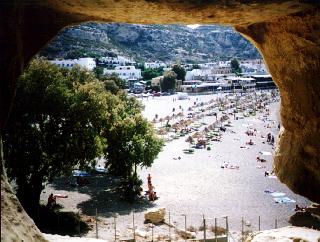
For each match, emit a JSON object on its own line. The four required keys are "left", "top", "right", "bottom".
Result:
{"left": 41, "top": 92, "right": 310, "bottom": 241}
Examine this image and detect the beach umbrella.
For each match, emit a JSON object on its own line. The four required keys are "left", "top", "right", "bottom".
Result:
{"left": 177, "top": 112, "right": 184, "bottom": 120}
{"left": 157, "top": 128, "right": 167, "bottom": 136}
{"left": 192, "top": 132, "right": 203, "bottom": 139}
{"left": 171, "top": 123, "right": 180, "bottom": 130}
{"left": 186, "top": 136, "right": 194, "bottom": 144}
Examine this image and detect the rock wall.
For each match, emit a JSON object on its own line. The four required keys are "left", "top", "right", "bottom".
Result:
{"left": 235, "top": 9, "right": 320, "bottom": 202}
{"left": 1, "top": 137, "right": 47, "bottom": 242}
{"left": 0, "top": 1, "right": 319, "bottom": 241}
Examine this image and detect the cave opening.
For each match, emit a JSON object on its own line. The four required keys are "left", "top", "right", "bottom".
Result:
{"left": 7, "top": 22, "right": 311, "bottom": 239}
{"left": 1, "top": 2, "right": 319, "bottom": 241}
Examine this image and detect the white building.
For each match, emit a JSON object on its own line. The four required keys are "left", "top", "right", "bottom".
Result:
{"left": 49, "top": 58, "right": 96, "bottom": 70}
{"left": 240, "top": 59, "right": 268, "bottom": 74}
{"left": 98, "top": 56, "right": 136, "bottom": 68}
{"left": 185, "top": 68, "right": 231, "bottom": 82}
{"left": 103, "top": 66, "right": 142, "bottom": 80}
{"left": 144, "top": 62, "right": 167, "bottom": 69}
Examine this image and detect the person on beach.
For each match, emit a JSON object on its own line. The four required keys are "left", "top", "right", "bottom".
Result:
{"left": 267, "top": 133, "right": 271, "bottom": 142}
{"left": 246, "top": 139, "right": 254, "bottom": 145}
{"left": 147, "top": 174, "right": 152, "bottom": 189}
{"left": 47, "top": 193, "right": 56, "bottom": 208}
{"left": 148, "top": 185, "right": 157, "bottom": 201}
{"left": 271, "top": 135, "right": 275, "bottom": 145}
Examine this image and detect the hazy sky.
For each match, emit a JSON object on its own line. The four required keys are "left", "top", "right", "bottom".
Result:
{"left": 186, "top": 24, "right": 201, "bottom": 29}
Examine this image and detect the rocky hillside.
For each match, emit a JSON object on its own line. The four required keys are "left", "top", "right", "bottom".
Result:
{"left": 41, "top": 23, "right": 260, "bottom": 62}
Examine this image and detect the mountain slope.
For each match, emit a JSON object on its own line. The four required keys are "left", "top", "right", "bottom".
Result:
{"left": 41, "top": 23, "right": 260, "bottom": 62}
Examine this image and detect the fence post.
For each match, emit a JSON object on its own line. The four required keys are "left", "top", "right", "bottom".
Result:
{"left": 114, "top": 216, "right": 117, "bottom": 242}
{"left": 183, "top": 214, "right": 187, "bottom": 231}
{"left": 215, "top": 217, "right": 217, "bottom": 242}
{"left": 151, "top": 224, "right": 154, "bottom": 242}
{"left": 275, "top": 219, "right": 277, "bottom": 229}
{"left": 226, "top": 216, "right": 229, "bottom": 239}
{"left": 258, "top": 216, "right": 261, "bottom": 231}
{"left": 95, "top": 208, "right": 98, "bottom": 239}
{"left": 203, "top": 215, "right": 206, "bottom": 242}
{"left": 169, "top": 211, "right": 171, "bottom": 241}
{"left": 241, "top": 217, "right": 244, "bottom": 242}
{"left": 133, "top": 211, "right": 135, "bottom": 241}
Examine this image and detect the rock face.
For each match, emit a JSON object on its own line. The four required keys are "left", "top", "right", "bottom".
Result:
{"left": 245, "top": 226, "right": 320, "bottom": 242}
{"left": 0, "top": 0, "right": 319, "bottom": 241}
{"left": 236, "top": 9, "right": 320, "bottom": 203}
{"left": 1, "top": 163, "right": 47, "bottom": 242}
{"left": 144, "top": 208, "right": 166, "bottom": 224}
{"left": 41, "top": 23, "right": 259, "bottom": 62}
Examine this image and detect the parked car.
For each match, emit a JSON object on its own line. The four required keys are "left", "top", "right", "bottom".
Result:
{"left": 153, "top": 92, "right": 161, "bottom": 97}
{"left": 161, "top": 92, "right": 170, "bottom": 96}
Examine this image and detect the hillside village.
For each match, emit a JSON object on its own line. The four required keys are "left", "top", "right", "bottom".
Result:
{"left": 49, "top": 55, "right": 274, "bottom": 95}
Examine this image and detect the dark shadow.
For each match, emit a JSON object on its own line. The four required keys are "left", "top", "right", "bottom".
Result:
{"left": 50, "top": 174, "right": 156, "bottom": 218}
{"left": 289, "top": 204, "right": 320, "bottom": 230}
{"left": 37, "top": 205, "right": 90, "bottom": 236}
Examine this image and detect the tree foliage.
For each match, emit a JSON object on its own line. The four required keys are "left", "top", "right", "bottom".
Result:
{"left": 3, "top": 58, "right": 108, "bottom": 217}
{"left": 142, "top": 67, "right": 164, "bottom": 81}
{"left": 4, "top": 58, "right": 163, "bottom": 215}
{"left": 102, "top": 93, "right": 163, "bottom": 173}
{"left": 101, "top": 73, "right": 127, "bottom": 94}
{"left": 230, "top": 58, "right": 242, "bottom": 74}
{"left": 172, "top": 64, "right": 186, "bottom": 81}
{"left": 160, "top": 70, "right": 177, "bottom": 92}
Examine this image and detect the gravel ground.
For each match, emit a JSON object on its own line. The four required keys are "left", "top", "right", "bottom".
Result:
{"left": 41, "top": 92, "right": 310, "bottom": 241}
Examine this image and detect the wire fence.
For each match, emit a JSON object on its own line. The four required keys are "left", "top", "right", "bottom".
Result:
{"left": 57, "top": 208, "right": 290, "bottom": 241}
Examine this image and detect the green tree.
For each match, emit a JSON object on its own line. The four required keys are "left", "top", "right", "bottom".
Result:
{"left": 142, "top": 67, "right": 164, "bottom": 81}
{"left": 102, "top": 73, "right": 127, "bottom": 91}
{"left": 102, "top": 93, "right": 163, "bottom": 200}
{"left": 230, "top": 58, "right": 242, "bottom": 74}
{"left": 93, "top": 66, "right": 104, "bottom": 79}
{"left": 3, "top": 58, "right": 108, "bottom": 218}
{"left": 172, "top": 64, "right": 186, "bottom": 81}
{"left": 104, "top": 80, "right": 120, "bottom": 94}
{"left": 4, "top": 58, "right": 163, "bottom": 212}
{"left": 160, "top": 70, "right": 177, "bottom": 92}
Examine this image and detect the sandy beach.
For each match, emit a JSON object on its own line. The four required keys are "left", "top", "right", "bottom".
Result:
{"left": 41, "top": 91, "right": 311, "bottom": 241}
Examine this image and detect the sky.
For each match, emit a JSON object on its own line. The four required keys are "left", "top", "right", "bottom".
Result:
{"left": 186, "top": 24, "right": 201, "bottom": 29}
